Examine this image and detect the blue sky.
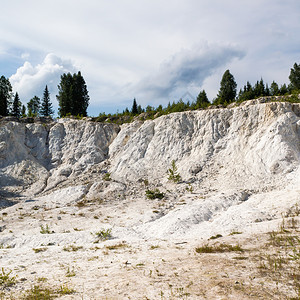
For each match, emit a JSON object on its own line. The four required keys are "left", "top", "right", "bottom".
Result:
{"left": 1, "top": 0, "right": 299, "bottom": 116}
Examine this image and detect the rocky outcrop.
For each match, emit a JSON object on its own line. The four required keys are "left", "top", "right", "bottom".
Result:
{"left": 0, "top": 119, "right": 119, "bottom": 197}
{"left": 0, "top": 100, "right": 299, "bottom": 199}
{"left": 109, "top": 101, "right": 300, "bottom": 192}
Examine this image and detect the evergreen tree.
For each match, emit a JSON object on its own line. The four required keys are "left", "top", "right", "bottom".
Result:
{"left": 270, "top": 81, "right": 279, "bottom": 96}
{"left": 279, "top": 83, "right": 288, "bottom": 95}
{"left": 71, "top": 71, "right": 89, "bottom": 116}
{"left": 57, "top": 73, "right": 73, "bottom": 117}
{"left": 21, "top": 105, "right": 26, "bottom": 117}
{"left": 12, "top": 92, "right": 21, "bottom": 118}
{"left": 253, "top": 78, "right": 266, "bottom": 98}
{"left": 289, "top": 62, "right": 300, "bottom": 91}
{"left": 40, "top": 85, "right": 54, "bottom": 116}
{"left": 216, "top": 70, "right": 237, "bottom": 105}
{"left": 196, "top": 90, "right": 210, "bottom": 108}
{"left": 0, "top": 76, "right": 12, "bottom": 116}
{"left": 131, "top": 98, "right": 138, "bottom": 115}
{"left": 27, "top": 96, "right": 40, "bottom": 116}
{"left": 57, "top": 72, "right": 89, "bottom": 117}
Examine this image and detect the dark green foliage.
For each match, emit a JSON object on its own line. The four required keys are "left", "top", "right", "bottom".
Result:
{"left": 145, "top": 189, "right": 164, "bottom": 200}
{"left": 40, "top": 85, "right": 54, "bottom": 116}
{"left": 57, "top": 72, "right": 89, "bottom": 117}
{"left": 279, "top": 83, "right": 289, "bottom": 95}
{"left": 167, "top": 160, "right": 182, "bottom": 183}
{"left": 21, "top": 104, "right": 26, "bottom": 117}
{"left": 131, "top": 98, "right": 138, "bottom": 115}
{"left": 215, "top": 70, "right": 237, "bottom": 105}
{"left": 71, "top": 71, "right": 89, "bottom": 116}
{"left": 195, "top": 243, "right": 244, "bottom": 253}
{"left": 12, "top": 92, "right": 21, "bottom": 118}
{"left": 196, "top": 90, "right": 210, "bottom": 109}
{"left": 27, "top": 96, "right": 40, "bottom": 116}
{"left": 0, "top": 76, "right": 12, "bottom": 116}
{"left": 289, "top": 62, "right": 300, "bottom": 91}
{"left": 270, "top": 81, "right": 280, "bottom": 96}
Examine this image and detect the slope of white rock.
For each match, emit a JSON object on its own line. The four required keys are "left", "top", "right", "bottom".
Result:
{"left": 0, "top": 100, "right": 299, "bottom": 241}
{"left": 110, "top": 100, "right": 300, "bottom": 191}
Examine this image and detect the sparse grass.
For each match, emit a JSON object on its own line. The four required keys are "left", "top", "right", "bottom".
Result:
{"left": 73, "top": 227, "right": 82, "bottom": 231}
{"left": 93, "top": 228, "right": 112, "bottom": 242}
{"left": 102, "top": 172, "right": 111, "bottom": 181}
{"left": 22, "top": 284, "right": 76, "bottom": 299}
{"left": 22, "top": 285, "right": 55, "bottom": 299}
{"left": 195, "top": 243, "right": 244, "bottom": 253}
{"left": 145, "top": 189, "right": 164, "bottom": 200}
{"left": 256, "top": 216, "right": 300, "bottom": 298}
{"left": 75, "top": 199, "right": 87, "bottom": 207}
{"left": 209, "top": 234, "right": 223, "bottom": 240}
{"left": 150, "top": 245, "right": 160, "bottom": 250}
{"left": 33, "top": 247, "right": 47, "bottom": 253}
{"left": 229, "top": 231, "right": 242, "bottom": 236}
{"left": 0, "top": 268, "right": 16, "bottom": 289}
{"left": 40, "top": 224, "right": 53, "bottom": 234}
{"left": 63, "top": 244, "right": 83, "bottom": 252}
{"left": 66, "top": 267, "right": 76, "bottom": 277}
{"left": 105, "top": 242, "right": 128, "bottom": 250}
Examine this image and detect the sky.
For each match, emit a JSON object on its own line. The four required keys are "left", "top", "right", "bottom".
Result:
{"left": 0, "top": 0, "right": 299, "bottom": 116}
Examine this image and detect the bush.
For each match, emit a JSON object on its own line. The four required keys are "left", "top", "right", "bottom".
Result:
{"left": 167, "top": 160, "right": 182, "bottom": 183}
{"left": 145, "top": 189, "right": 164, "bottom": 200}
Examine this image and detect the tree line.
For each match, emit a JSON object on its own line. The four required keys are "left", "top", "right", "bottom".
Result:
{"left": 0, "top": 62, "right": 299, "bottom": 120}
{"left": 97, "top": 62, "right": 300, "bottom": 123}
{"left": 0, "top": 71, "right": 89, "bottom": 118}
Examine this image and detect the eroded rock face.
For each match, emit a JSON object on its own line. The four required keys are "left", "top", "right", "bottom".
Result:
{"left": 0, "top": 119, "right": 119, "bottom": 196}
{"left": 0, "top": 101, "right": 299, "bottom": 199}
{"left": 109, "top": 102, "right": 300, "bottom": 191}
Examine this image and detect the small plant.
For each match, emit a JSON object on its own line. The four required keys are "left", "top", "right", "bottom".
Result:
{"left": 195, "top": 243, "right": 244, "bottom": 254}
{"left": 33, "top": 247, "right": 48, "bottom": 253}
{"left": 105, "top": 242, "right": 128, "bottom": 250}
{"left": 150, "top": 245, "right": 160, "bottom": 250}
{"left": 57, "top": 285, "right": 76, "bottom": 295}
{"left": 229, "top": 231, "right": 242, "bottom": 236}
{"left": 23, "top": 285, "right": 54, "bottom": 299}
{"left": 94, "top": 228, "right": 112, "bottom": 242}
{"left": 102, "top": 172, "right": 111, "bottom": 181}
{"left": 63, "top": 245, "right": 83, "bottom": 252}
{"left": 66, "top": 267, "right": 76, "bottom": 277}
{"left": 145, "top": 189, "right": 164, "bottom": 200}
{"left": 167, "top": 160, "right": 182, "bottom": 183}
{"left": 0, "top": 268, "right": 16, "bottom": 288}
{"left": 209, "top": 234, "right": 223, "bottom": 240}
{"left": 40, "top": 224, "right": 53, "bottom": 234}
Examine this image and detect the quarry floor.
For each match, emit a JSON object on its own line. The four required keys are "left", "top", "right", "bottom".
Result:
{"left": 0, "top": 192, "right": 299, "bottom": 300}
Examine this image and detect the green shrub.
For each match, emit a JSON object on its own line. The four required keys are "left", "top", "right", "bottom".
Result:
{"left": 94, "top": 228, "right": 112, "bottom": 241}
{"left": 167, "top": 160, "right": 182, "bottom": 183}
{"left": 145, "top": 189, "right": 164, "bottom": 200}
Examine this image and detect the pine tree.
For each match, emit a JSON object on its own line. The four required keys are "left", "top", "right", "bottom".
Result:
{"left": 0, "top": 76, "right": 12, "bottom": 116}
{"left": 40, "top": 85, "right": 54, "bottom": 116}
{"left": 216, "top": 70, "right": 237, "bottom": 105}
{"left": 72, "top": 71, "right": 89, "bottom": 116}
{"left": 21, "top": 105, "right": 26, "bottom": 117}
{"left": 27, "top": 96, "right": 40, "bottom": 116}
{"left": 270, "top": 81, "right": 279, "bottom": 96}
{"left": 289, "top": 62, "right": 300, "bottom": 91}
{"left": 12, "top": 92, "right": 21, "bottom": 118}
{"left": 131, "top": 98, "right": 138, "bottom": 115}
{"left": 196, "top": 90, "right": 210, "bottom": 108}
{"left": 57, "top": 72, "right": 89, "bottom": 117}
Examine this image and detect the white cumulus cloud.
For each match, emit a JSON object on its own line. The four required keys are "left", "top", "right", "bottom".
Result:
{"left": 10, "top": 53, "right": 77, "bottom": 106}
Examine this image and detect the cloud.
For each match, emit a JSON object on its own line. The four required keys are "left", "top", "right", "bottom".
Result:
{"left": 9, "top": 53, "right": 77, "bottom": 105}
{"left": 133, "top": 43, "right": 245, "bottom": 104}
